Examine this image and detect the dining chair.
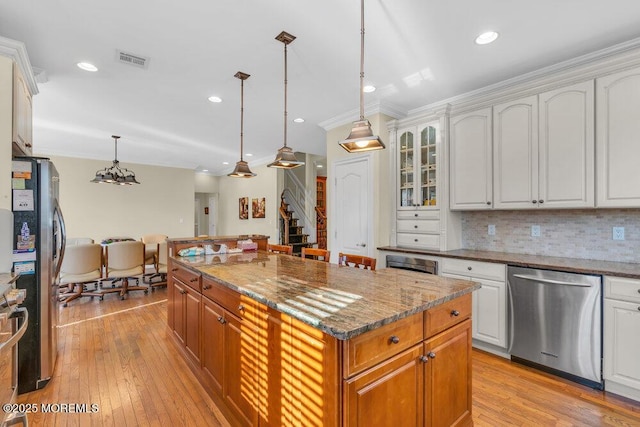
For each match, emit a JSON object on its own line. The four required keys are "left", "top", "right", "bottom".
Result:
{"left": 146, "top": 241, "right": 168, "bottom": 290}
{"left": 301, "top": 247, "right": 330, "bottom": 262}
{"left": 267, "top": 243, "right": 293, "bottom": 255}
{"left": 58, "top": 243, "right": 104, "bottom": 307}
{"left": 104, "top": 241, "right": 148, "bottom": 300}
{"left": 142, "top": 234, "right": 168, "bottom": 282}
{"left": 338, "top": 252, "right": 377, "bottom": 271}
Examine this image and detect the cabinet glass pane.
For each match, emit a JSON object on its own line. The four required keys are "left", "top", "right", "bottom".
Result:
{"left": 420, "top": 126, "right": 437, "bottom": 206}
{"left": 399, "top": 131, "right": 414, "bottom": 206}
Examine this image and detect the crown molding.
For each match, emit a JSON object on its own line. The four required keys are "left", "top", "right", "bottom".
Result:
{"left": 0, "top": 36, "right": 39, "bottom": 95}
{"left": 319, "top": 101, "right": 407, "bottom": 131}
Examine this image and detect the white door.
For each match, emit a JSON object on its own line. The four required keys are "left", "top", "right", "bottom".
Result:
{"left": 194, "top": 198, "right": 200, "bottom": 236}
{"left": 332, "top": 155, "right": 372, "bottom": 261}
{"left": 208, "top": 194, "right": 218, "bottom": 236}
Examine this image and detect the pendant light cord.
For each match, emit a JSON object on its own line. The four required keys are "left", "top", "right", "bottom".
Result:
{"left": 284, "top": 40, "right": 288, "bottom": 148}
{"left": 240, "top": 77, "right": 245, "bottom": 162}
{"left": 359, "top": 0, "right": 365, "bottom": 121}
{"left": 113, "top": 135, "right": 120, "bottom": 163}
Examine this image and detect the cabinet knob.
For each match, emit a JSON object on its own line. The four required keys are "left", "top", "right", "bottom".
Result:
{"left": 637, "top": 289, "right": 640, "bottom": 294}
{"left": 451, "top": 310, "right": 460, "bottom": 317}
{"left": 389, "top": 335, "right": 400, "bottom": 344}
{"left": 414, "top": 213, "right": 418, "bottom": 217}
{"left": 414, "top": 239, "right": 418, "bottom": 242}
{"left": 532, "top": 200, "right": 538, "bottom": 204}
{"left": 172, "top": 268, "right": 178, "bottom": 272}
{"left": 190, "top": 277, "right": 198, "bottom": 283}
{"left": 539, "top": 200, "right": 544, "bottom": 204}
{"left": 238, "top": 304, "right": 245, "bottom": 312}
{"left": 419, "top": 355, "right": 429, "bottom": 363}
{"left": 486, "top": 201, "right": 491, "bottom": 205}
{"left": 467, "top": 266, "right": 472, "bottom": 271}
{"left": 414, "top": 225, "right": 418, "bottom": 229}
{"left": 179, "top": 289, "right": 186, "bottom": 295}
{"left": 217, "top": 316, "right": 226, "bottom": 324}
{"left": 203, "top": 284, "right": 211, "bottom": 290}
{"left": 428, "top": 352, "right": 436, "bottom": 359}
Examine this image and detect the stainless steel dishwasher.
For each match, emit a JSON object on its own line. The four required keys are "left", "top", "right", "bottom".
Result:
{"left": 507, "top": 266, "right": 603, "bottom": 389}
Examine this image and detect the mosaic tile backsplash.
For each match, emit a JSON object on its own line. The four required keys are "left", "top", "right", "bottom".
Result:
{"left": 461, "top": 209, "right": 640, "bottom": 263}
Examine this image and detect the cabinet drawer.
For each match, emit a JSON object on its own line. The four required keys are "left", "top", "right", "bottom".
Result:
{"left": 397, "top": 210, "right": 439, "bottom": 220}
{"left": 202, "top": 276, "right": 244, "bottom": 314}
{"left": 397, "top": 233, "right": 440, "bottom": 249}
{"left": 397, "top": 219, "right": 440, "bottom": 234}
{"left": 605, "top": 276, "right": 640, "bottom": 303}
{"left": 343, "top": 312, "right": 423, "bottom": 378}
{"left": 424, "top": 293, "right": 471, "bottom": 337}
{"left": 441, "top": 258, "right": 505, "bottom": 281}
{"left": 170, "top": 261, "right": 201, "bottom": 291}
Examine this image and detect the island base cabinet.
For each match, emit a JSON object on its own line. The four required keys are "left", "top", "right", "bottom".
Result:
{"left": 344, "top": 345, "right": 424, "bottom": 427}
{"left": 171, "top": 279, "right": 201, "bottom": 363}
{"left": 424, "top": 320, "right": 472, "bottom": 427}
{"left": 202, "top": 297, "right": 225, "bottom": 397}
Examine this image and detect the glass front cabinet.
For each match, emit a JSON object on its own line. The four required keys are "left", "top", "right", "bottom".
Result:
{"left": 398, "top": 121, "right": 440, "bottom": 210}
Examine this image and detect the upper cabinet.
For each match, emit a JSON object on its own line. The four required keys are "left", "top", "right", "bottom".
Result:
{"left": 493, "top": 81, "right": 594, "bottom": 209}
{"left": 450, "top": 107, "right": 493, "bottom": 210}
{"left": 596, "top": 66, "right": 640, "bottom": 207}
{"left": 397, "top": 122, "right": 439, "bottom": 209}
{"left": 12, "top": 62, "right": 33, "bottom": 156}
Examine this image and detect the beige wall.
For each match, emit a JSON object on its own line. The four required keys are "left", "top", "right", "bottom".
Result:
{"left": 217, "top": 164, "right": 280, "bottom": 242}
{"left": 325, "top": 113, "right": 392, "bottom": 265}
{"left": 48, "top": 155, "right": 194, "bottom": 243}
{"left": 194, "top": 172, "right": 219, "bottom": 193}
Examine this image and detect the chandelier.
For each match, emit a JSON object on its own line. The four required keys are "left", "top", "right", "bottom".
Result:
{"left": 90, "top": 135, "right": 140, "bottom": 185}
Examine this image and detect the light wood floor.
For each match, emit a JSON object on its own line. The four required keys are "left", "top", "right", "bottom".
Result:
{"left": 18, "top": 288, "right": 640, "bottom": 426}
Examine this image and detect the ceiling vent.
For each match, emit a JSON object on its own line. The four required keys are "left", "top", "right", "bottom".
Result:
{"left": 116, "top": 50, "right": 149, "bottom": 69}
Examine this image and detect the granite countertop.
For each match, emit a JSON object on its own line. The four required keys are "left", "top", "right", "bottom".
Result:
{"left": 378, "top": 246, "right": 640, "bottom": 278}
{"left": 171, "top": 251, "right": 480, "bottom": 340}
{"left": 167, "top": 235, "right": 269, "bottom": 243}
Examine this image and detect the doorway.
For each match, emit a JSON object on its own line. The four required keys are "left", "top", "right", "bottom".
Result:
{"left": 195, "top": 192, "right": 217, "bottom": 236}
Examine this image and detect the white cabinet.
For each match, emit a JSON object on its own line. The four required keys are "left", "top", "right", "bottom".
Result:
{"left": 12, "top": 62, "right": 33, "bottom": 156}
{"left": 440, "top": 258, "right": 507, "bottom": 349}
{"left": 396, "top": 210, "right": 440, "bottom": 250}
{"left": 397, "top": 121, "right": 439, "bottom": 209}
{"left": 493, "top": 81, "right": 594, "bottom": 209}
{"left": 596, "top": 67, "right": 640, "bottom": 207}
{"left": 449, "top": 108, "right": 493, "bottom": 210}
{"left": 604, "top": 276, "right": 640, "bottom": 402}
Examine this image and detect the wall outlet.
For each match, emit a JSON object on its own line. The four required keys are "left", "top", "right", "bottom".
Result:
{"left": 531, "top": 225, "right": 541, "bottom": 237}
{"left": 488, "top": 224, "right": 496, "bottom": 236}
{"left": 613, "top": 227, "right": 625, "bottom": 241}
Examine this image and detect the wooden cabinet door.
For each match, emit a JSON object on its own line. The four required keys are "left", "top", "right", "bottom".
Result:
{"left": 539, "top": 80, "right": 595, "bottom": 208}
{"left": 202, "top": 297, "right": 224, "bottom": 396}
{"left": 224, "top": 312, "right": 258, "bottom": 427}
{"left": 184, "top": 285, "right": 201, "bottom": 363}
{"left": 424, "top": 319, "right": 472, "bottom": 427}
{"left": 493, "top": 95, "right": 539, "bottom": 209}
{"left": 450, "top": 108, "right": 493, "bottom": 210}
{"left": 604, "top": 299, "right": 640, "bottom": 390}
{"left": 596, "top": 67, "right": 640, "bottom": 207}
{"left": 344, "top": 345, "right": 423, "bottom": 427}
{"left": 172, "top": 280, "right": 186, "bottom": 345}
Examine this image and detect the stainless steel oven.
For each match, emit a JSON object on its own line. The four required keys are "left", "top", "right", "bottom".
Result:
{"left": 0, "top": 292, "right": 28, "bottom": 427}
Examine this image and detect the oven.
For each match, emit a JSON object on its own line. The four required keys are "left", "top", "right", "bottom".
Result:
{"left": 0, "top": 291, "right": 28, "bottom": 427}
{"left": 386, "top": 255, "right": 438, "bottom": 275}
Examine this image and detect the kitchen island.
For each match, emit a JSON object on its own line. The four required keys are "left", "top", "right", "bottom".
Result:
{"left": 167, "top": 241, "right": 479, "bottom": 427}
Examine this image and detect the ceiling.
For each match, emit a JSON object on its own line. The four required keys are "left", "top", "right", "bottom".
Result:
{"left": 3, "top": 1, "right": 640, "bottom": 176}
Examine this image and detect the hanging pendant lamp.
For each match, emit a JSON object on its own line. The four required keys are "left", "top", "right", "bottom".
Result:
{"left": 228, "top": 71, "right": 256, "bottom": 178}
{"left": 268, "top": 31, "right": 304, "bottom": 169}
{"left": 90, "top": 135, "right": 140, "bottom": 185}
{"left": 338, "top": 0, "right": 385, "bottom": 153}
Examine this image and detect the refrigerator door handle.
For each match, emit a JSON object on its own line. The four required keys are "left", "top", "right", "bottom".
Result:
{"left": 53, "top": 199, "right": 66, "bottom": 282}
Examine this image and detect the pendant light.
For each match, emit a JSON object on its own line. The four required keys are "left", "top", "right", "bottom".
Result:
{"left": 339, "top": 0, "right": 385, "bottom": 153}
{"left": 268, "top": 31, "right": 304, "bottom": 169}
{"left": 90, "top": 135, "right": 140, "bottom": 185}
{"left": 228, "top": 71, "right": 256, "bottom": 178}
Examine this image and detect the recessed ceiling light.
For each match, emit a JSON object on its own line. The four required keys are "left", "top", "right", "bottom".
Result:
{"left": 202, "top": 169, "right": 209, "bottom": 172}
{"left": 475, "top": 31, "right": 499, "bottom": 45}
{"left": 293, "top": 118, "right": 305, "bottom": 123}
{"left": 222, "top": 161, "right": 229, "bottom": 165}
{"left": 363, "top": 85, "right": 376, "bottom": 93}
{"left": 208, "top": 96, "right": 222, "bottom": 103}
{"left": 77, "top": 62, "right": 98, "bottom": 72}
{"left": 246, "top": 153, "right": 253, "bottom": 157}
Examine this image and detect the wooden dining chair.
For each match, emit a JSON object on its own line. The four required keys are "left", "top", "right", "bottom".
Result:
{"left": 267, "top": 244, "right": 293, "bottom": 255}
{"left": 301, "top": 247, "right": 330, "bottom": 262}
{"left": 338, "top": 252, "right": 377, "bottom": 271}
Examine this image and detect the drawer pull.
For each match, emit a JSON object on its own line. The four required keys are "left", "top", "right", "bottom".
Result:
{"left": 190, "top": 277, "right": 198, "bottom": 283}
{"left": 637, "top": 289, "right": 640, "bottom": 294}
{"left": 179, "top": 289, "right": 186, "bottom": 295}
{"left": 217, "top": 316, "right": 226, "bottom": 324}
{"left": 539, "top": 200, "right": 544, "bottom": 204}
{"left": 203, "top": 284, "right": 211, "bottom": 290}
{"left": 389, "top": 335, "right": 400, "bottom": 344}
{"left": 486, "top": 201, "right": 491, "bottom": 205}
{"left": 427, "top": 352, "right": 436, "bottom": 359}
{"left": 238, "top": 304, "right": 245, "bottom": 312}
{"left": 172, "top": 268, "right": 178, "bottom": 272}
{"left": 451, "top": 310, "right": 460, "bottom": 317}
{"left": 414, "top": 239, "right": 418, "bottom": 242}
{"left": 532, "top": 200, "right": 537, "bottom": 204}
{"left": 419, "top": 355, "right": 428, "bottom": 363}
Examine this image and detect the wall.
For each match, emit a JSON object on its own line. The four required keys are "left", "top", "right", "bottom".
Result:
{"left": 326, "top": 113, "right": 392, "bottom": 264}
{"left": 217, "top": 164, "right": 279, "bottom": 242}
{"left": 48, "top": 155, "right": 194, "bottom": 243}
{"left": 461, "top": 209, "right": 640, "bottom": 263}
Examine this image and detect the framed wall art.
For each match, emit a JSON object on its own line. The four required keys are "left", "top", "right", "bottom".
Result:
{"left": 252, "top": 197, "right": 266, "bottom": 218}
{"left": 239, "top": 197, "right": 249, "bottom": 220}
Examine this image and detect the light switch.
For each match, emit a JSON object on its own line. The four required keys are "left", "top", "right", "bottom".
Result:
{"left": 488, "top": 224, "right": 496, "bottom": 236}
{"left": 531, "top": 225, "right": 541, "bottom": 237}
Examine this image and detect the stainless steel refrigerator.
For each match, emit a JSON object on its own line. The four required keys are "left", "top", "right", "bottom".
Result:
{"left": 12, "top": 157, "right": 66, "bottom": 393}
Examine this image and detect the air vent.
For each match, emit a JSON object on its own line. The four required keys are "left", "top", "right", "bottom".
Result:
{"left": 116, "top": 50, "right": 150, "bottom": 69}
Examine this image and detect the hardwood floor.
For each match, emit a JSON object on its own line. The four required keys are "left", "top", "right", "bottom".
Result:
{"left": 18, "top": 289, "right": 640, "bottom": 426}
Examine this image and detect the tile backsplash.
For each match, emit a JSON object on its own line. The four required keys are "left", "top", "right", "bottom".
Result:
{"left": 461, "top": 209, "right": 640, "bottom": 263}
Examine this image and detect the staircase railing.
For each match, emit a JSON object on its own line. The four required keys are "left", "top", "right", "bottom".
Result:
{"left": 281, "top": 184, "right": 316, "bottom": 241}
{"left": 278, "top": 203, "right": 290, "bottom": 244}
